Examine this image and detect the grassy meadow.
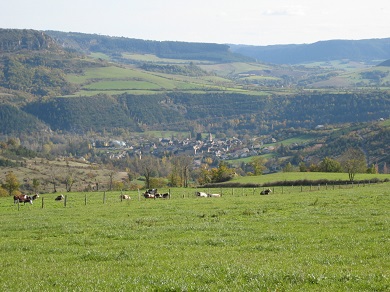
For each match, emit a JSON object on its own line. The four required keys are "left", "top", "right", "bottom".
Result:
{"left": 64, "top": 65, "right": 248, "bottom": 97}
{"left": 0, "top": 178, "right": 389, "bottom": 291}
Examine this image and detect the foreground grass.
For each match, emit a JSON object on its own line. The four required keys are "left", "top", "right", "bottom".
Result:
{"left": 0, "top": 183, "right": 389, "bottom": 291}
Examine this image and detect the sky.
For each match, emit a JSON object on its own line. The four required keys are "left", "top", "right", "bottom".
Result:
{"left": 1, "top": 0, "right": 389, "bottom": 46}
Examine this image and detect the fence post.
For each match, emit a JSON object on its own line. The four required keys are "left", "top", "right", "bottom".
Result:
{"left": 103, "top": 192, "right": 106, "bottom": 204}
{"left": 17, "top": 199, "right": 20, "bottom": 211}
{"left": 64, "top": 195, "right": 67, "bottom": 207}
{"left": 85, "top": 194, "right": 87, "bottom": 205}
{"left": 42, "top": 197, "right": 44, "bottom": 209}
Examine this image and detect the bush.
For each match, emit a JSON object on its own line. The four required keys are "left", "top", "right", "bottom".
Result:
{"left": 0, "top": 187, "right": 8, "bottom": 197}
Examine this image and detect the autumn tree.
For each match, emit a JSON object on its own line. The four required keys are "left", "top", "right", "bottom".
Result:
{"left": 249, "top": 156, "right": 267, "bottom": 175}
{"left": 3, "top": 171, "right": 20, "bottom": 196}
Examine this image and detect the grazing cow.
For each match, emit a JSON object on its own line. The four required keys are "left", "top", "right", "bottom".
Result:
{"left": 55, "top": 194, "right": 65, "bottom": 201}
{"left": 260, "top": 189, "right": 272, "bottom": 195}
{"left": 32, "top": 193, "right": 39, "bottom": 201}
{"left": 119, "top": 194, "right": 131, "bottom": 200}
{"left": 196, "top": 191, "right": 208, "bottom": 197}
{"left": 14, "top": 194, "right": 33, "bottom": 205}
{"left": 208, "top": 193, "right": 221, "bottom": 198}
{"left": 162, "top": 193, "right": 170, "bottom": 199}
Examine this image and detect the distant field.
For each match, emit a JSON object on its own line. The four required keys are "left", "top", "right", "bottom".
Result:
{"left": 199, "top": 62, "right": 271, "bottom": 76}
{"left": 65, "top": 65, "right": 241, "bottom": 95}
{"left": 1, "top": 181, "right": 388, "bottom": 291}
{"left": 83, "top": 80, "right": 163, "bottom": 90}
{"left": 121, "top": 53, "right": 215, "bottom": 65}
{"left": 232, "top": 171, "right": 390, "bottom": 185}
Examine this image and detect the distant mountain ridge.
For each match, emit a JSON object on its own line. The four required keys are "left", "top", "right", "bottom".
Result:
{"left": 45, "top": 30, "right": 251, "bottom": 62}
{"left": 230, "top": 38, "right": 390, "bottom": 64}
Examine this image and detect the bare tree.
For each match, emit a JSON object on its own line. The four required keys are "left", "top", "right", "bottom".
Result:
{"left": 170, "top": 155, "right": 193, "bottom": 187}
{"left": 138, "top": 156, "right": 156, "bottom": 189}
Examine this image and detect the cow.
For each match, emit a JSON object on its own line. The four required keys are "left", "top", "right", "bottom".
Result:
{"left": 14, "top": 194, "right": 33, "bottom": 205}
{"left": 260, "top": 189, "right": 272, "bottom": 195}
{"left": 207, "top": 193, "right": 221, "bottom": 198}
{"left": 119, "top": 194, "right": 131, "bottom": 200}
{"left": 144, "top": 189, "right": 157, "bottom": 199}
{"left": 196, "top": 191, "right": 208, "bottom": 197}
{"left": 162, "top": 193, "right": 170, "bottom": 199}
{"left": 32, "top": 193, "right": 39, "bottom": 201}
{"left": 55, "top": 194, "right": 65, "bottom": 201}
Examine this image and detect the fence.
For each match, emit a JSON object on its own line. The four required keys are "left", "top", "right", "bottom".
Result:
{"left": 14, "top": 180, "right": 381, "bottom": 210}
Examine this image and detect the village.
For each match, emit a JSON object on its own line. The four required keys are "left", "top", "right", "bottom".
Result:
{"left": 93, "top": 133, "right": 280, "bottom": 164}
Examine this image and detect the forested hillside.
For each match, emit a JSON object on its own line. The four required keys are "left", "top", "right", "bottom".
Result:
{"left": 46, "top": 31, "right": 251, "bottom": 63}
{"left": 0, "top": 104, "right": 46, "bottom": 134}
{"left": 230, "top": 38, "right": 390, "bottom": 64}
{"left": 21, "top": 91, "right": 390, "bottom": 134}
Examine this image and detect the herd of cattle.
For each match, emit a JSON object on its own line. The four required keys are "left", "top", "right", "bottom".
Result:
{"left": 13, "top": 188, "right": 273, "bottom": 205}
{"left": 143, "top": 189, "right": 170, "bottom": 199}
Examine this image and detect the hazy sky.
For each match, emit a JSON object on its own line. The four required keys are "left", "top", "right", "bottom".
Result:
{"left": 1, "top": 0, "right": 389, "bottom": 45}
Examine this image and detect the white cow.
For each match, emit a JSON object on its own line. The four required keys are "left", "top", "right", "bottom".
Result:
{"left": 120, "top": 194, "right": 131, "bottom": 200}
{"left": 196, "top": 191, "right": 208, "bottom": 197}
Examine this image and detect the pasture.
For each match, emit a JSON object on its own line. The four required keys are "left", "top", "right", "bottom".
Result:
{"left": 0, "top": 183, "right": 389, "bottom": 291}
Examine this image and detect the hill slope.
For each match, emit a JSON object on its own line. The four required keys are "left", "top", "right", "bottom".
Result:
{"left": 230, "top": 38, "right": 390, "bottom": 64}
{"left": 45, "top": 31, "right": 252, "bottom": 63}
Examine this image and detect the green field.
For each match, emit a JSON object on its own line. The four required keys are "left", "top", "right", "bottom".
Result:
{"left": 65, "top": 65, "right": 242, "bottom": 96}
{"left": 232, "top": 172, "right": 390, "bottom": 185}
{"left": 1, "top": 179, "right": 389, "bottom": 291}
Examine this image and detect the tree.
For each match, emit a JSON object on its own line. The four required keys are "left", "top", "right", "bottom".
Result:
{"left": 366, "top": 164, "right": 377, "bottom": 174}
{"left": 138, "top": 156, "right": 156, "bottom": 189}
{"left": 3, "top": 171, "right": 20, "bottom": 196}
{"left": 299, "top": 162, "right": 307, "bottom": 172}
{"left": 32, "top": 178, "right": 40, "bottom": 194}
{"left": 108, "top": 171, "right": 116, "bottom": 191}
{"left": 65, "top": 173, "right": 75, "bottom": 192}
{"left": 318, "top": 157, "right": 342, "bottom": 172}
{"left": 340, "top": 148, "right": 367, "bottom": 181}
{"left": 283, "top": 162, "right": 294, "bottom": 172}
{"left": 249, "top": 156, "right": 267, "bottom": 175}
{"left": 170, "top": 155, "right": 193, "bottom": 187}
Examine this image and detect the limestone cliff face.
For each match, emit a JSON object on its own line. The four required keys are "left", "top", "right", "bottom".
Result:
{"left": 0, "top": 29, "right": 59, "bottom": 52}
